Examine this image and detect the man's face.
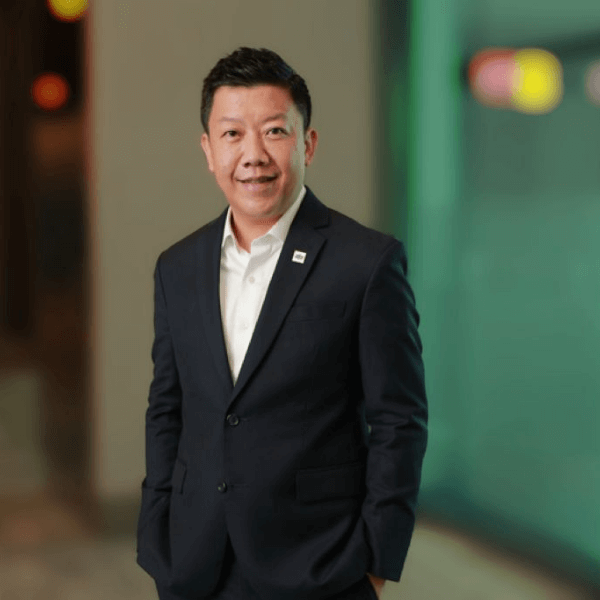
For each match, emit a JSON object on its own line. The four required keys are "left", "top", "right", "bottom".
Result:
{"left": 200, "top": 84, "right": 317, "bottom": 228}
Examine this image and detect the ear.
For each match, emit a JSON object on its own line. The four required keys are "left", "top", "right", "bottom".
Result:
{"left": 200, "top": 132, "right": 215, "bottom": 173}
{"left": 304, "top": 128, "right": 318, "bottom": 167}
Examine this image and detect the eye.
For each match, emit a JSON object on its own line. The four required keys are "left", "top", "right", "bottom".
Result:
{"left": 224, "top": 130, "right": 239, "bottom": 138}
{"left": 268, "top": 127, "right": 286, "bottom": 135}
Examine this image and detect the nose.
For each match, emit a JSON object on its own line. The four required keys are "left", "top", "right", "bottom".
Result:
{"left": 242, "top": 133, "right": 269, "bottom": 167}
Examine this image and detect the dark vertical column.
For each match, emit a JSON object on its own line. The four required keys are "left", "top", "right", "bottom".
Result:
{"left": 0, "top": 0, "right": 40, "bottom": 336}
{"left": 372, "top": 0, "right": 411, "bottom": 242}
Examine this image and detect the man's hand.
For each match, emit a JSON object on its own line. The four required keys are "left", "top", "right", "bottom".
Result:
{"left": 366, "top": 573, "right": 385, "bottom": 599}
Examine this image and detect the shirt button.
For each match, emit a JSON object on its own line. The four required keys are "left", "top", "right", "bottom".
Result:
{"left": 226, "top": 413, "right": 240, "bottom": 426}
{"left": 217, "top": 481, "right": 227, "bottom": 493}
{"left": 240, "top": 322, "right": 248, "bottom": 330}
{"left": 248, "top": 276, "right": 255, "bottom": 284}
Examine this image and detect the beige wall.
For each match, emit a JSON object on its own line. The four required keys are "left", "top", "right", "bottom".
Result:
{"left": 91, "top": 0, "right": 377, "bottom": 499}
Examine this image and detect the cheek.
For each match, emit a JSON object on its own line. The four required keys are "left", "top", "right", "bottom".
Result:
{"left": 280, "top": 146, "right": 303, "bottom": 174}
{"left": 215, "top": 154, "right": 235, "bottom": 178}
{"left": 290, "top": 148, "right": 305, "bottom": 172}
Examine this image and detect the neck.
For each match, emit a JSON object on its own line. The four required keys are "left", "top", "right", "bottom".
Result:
{"left": 230, "top": 212, "right": 281, "bottom": 253}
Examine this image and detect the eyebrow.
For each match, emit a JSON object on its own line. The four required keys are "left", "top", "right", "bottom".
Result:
{"left": 217, "top": 113, "right": 289, "bottom": 124}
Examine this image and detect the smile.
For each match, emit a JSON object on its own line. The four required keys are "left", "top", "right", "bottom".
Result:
{"left": 238, "top": 175, "right": 278, "bottom": 184}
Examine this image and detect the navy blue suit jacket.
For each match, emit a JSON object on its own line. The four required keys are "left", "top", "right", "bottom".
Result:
{"left": 136, "top": 187, "right": 428, "bottom": 600}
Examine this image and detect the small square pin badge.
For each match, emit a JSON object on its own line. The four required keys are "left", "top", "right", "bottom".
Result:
{"left": 292, "top": 250, "right": 307, "bottom": 264}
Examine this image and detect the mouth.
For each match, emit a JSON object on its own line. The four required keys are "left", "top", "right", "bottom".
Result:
{"left": 238, "top": 175, "right": 278, "bottom": 184}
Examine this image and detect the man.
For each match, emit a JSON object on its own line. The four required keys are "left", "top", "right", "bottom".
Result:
{"left": 136, "top": 47, "right": 428, "bottom": 600}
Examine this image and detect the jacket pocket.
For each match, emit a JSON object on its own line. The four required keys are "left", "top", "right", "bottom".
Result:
{"left": 286, "top": 301, "right": 346, "bottom": 322}
{"left": 296, "top": 461, "right": 365, "bottom": 502}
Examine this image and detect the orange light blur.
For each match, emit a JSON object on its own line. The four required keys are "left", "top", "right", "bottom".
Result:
{"left": 31, "top": 72, "right": 70, "bottom": 111}
{"left": 46, "top": 0, "right": 88, "bottom": 22}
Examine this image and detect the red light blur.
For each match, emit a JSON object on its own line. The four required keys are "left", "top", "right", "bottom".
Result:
{"left": 31, "top": 73, "right": 70, "bottom": 111}
{"left": 468, "top": 48, "right": 517, "bottom": 109}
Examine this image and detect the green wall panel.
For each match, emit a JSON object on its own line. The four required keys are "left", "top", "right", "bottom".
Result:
{"left": 385, "top": 0, "right": 600, "bottom": 588}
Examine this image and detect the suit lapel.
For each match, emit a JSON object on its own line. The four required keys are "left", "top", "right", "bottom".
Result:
{"left": 195, "top": 187, "right": 330, "bottom": 406}
{"left": 230, "top": 189, "right": 329, "bottom": 405}
{"left": 194, "top": 206, "right": 234, "bottom": 397}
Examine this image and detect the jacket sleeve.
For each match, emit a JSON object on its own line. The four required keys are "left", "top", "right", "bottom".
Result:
{"left": 358, "top": 239, "right": 428, "bottom": 582}
{"left": 143, "top": 252, "right": 183, "bottom": 493}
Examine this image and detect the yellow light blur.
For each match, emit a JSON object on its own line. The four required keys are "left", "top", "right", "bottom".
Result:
{"left": 47, "top": 0, "right": 88, "bottom": 21}
{"left": 511, "top": 49, "right": 563, "bottom": 114}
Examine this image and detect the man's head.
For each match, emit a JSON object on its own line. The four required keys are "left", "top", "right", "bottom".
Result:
{"left": 199, "top": 48, "right": 318, "bottom": 240}
{"left": 200, "top": 47, "right": 311, "bottom": 135}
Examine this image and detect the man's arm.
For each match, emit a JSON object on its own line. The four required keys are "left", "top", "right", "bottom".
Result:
{"left": 144, "top": 253, "right": 183, "bottom": 493}
{"left": 359, "top": 239, "right": 428, "bottom": 582}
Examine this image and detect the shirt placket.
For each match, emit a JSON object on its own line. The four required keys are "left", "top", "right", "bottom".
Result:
{"left": 235, "top": 249, "right": 264, "bottom": 356}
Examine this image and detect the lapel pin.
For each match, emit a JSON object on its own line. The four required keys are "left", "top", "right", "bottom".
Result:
{"left": 292, "top": 250, "right": 307, "bottom": 264}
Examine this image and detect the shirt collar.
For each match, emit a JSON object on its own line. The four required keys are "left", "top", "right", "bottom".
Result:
{"left": 221, "top": 185, "right": 307, "bottom": 251}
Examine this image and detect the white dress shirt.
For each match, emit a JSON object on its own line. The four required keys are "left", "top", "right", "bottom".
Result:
{"left": 219, "top": 186, "right": 306, "bottom": 385}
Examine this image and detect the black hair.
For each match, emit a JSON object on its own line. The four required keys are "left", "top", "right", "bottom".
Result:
{"left": 201, "top": 47, "right": 311, "bottom": 134}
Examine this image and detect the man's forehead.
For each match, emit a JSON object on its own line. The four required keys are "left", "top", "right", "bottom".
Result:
{"left": 214, "top": 83, "right": 290, "bottom": 97}
{"left": 216, "top": 112, "right": 289, "bottom": 124}
{"left": 212, "top": 85, "right": 295, "bottom": 114}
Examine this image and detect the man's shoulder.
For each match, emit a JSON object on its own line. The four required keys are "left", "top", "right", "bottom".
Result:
{"left": 325, "top": 204, "right": 404, "bottom": 260}
{"left": 303, "top": 187, "right": 399, "bottom": 251}
{"left": 156, "top": 210, "right": 224, "bottom": 267}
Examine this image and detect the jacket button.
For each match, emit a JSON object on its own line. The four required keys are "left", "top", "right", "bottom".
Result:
{"left": 226, "top": 413, "right": 240, "bottom": 426}
{"left": 217, "top": 481, "right": 227, "bottom": 493}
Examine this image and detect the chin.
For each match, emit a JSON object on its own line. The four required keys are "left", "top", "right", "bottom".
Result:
{"left": 239, "top": 189, "right": 283, "bottom": 205}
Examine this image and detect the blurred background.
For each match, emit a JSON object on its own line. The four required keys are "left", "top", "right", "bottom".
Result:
{"left": 0, "top": 0, "right": 598, "bottom": 598}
